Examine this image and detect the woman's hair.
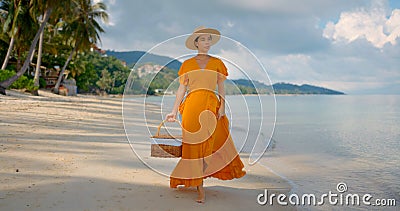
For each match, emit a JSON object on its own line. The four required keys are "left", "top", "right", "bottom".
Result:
{"left": 194, "top": 35, "right": 212, "bottom": 48}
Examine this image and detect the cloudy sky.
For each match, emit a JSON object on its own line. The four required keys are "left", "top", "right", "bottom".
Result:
{"left": 96, "top": 0, "right": 400, "bottom": 94}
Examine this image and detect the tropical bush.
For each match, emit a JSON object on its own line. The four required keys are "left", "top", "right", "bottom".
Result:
{"left": 0, "top": 70, "right": 37, "bottom": 91}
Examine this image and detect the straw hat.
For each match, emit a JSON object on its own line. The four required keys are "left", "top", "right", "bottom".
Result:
{"left": 185, "top": 26, "right": 221, "bottom": 50}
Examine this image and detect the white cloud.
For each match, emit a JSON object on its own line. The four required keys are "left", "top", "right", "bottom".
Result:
{"left": 385, "top": 9, "right": 400, "bottom": 41}
{"left": 323, "top": 2, "right": 400, "bottom": 48}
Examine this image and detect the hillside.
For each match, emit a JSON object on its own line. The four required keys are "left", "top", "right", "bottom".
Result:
{"left": 225, "top": 80, "right": 344, "bottom": 95}
{"left": 271, "top": 83, "right": 345, "bottom": 95}
{"left": 105, "top": 50, "right": 182, "bottom": 70}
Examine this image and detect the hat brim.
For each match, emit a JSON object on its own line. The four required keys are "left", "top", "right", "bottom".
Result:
{"left": 185, "top": 28, "right": 221, "bottom": 50}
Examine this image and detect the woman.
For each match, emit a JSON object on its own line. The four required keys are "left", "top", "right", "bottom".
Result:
{"left": 165, "top": 26, "right": 246, "bottom": 203}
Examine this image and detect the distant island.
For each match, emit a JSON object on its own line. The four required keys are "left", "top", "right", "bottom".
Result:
{"left": 272, "top": 82, "right": 344, "bottom": 95}
{"left": 106, "top": 50, "right": 345, "bottom": 95}
{"left": 226, "top": 80, "right": 345, "bottom": 95}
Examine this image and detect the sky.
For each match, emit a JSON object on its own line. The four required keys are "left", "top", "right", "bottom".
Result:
{"left": 95, "top": 0, "right": 400, "bottom": 94}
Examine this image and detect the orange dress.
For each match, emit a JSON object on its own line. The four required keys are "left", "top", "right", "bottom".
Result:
{"left": 170, "top": 56, "right": 246, "bottom": 188}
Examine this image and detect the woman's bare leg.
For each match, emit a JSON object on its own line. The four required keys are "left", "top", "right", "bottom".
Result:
{"left": 196, "top": 180, "right": 205, "bottom": 203}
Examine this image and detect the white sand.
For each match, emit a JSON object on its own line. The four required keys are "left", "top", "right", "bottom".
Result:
{"left": 0, "top": 90, "right": 293, "bottom": 210}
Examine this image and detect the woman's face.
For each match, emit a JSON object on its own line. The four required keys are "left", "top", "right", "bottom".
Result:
{"left": 195, "top": 34, "right": 212, "bottom": 53}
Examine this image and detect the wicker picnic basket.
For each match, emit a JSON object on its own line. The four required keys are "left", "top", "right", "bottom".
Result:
{"left": 150, "top": 119, "right": 182, "bottom": 158}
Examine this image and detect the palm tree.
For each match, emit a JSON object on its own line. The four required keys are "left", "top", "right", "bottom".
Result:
{"left": 1, "top": 0, "right": 16, "bottom": 70}
{"left": 0, "top": 0, "right": 70, "bottom": 95}
{"left": 32, "top": 20, "right": 43, "bottom": 92}
{"left": 32, "top": 11, "right": 66, "bottom": 93}
{"left": 32, "top": 7, "right": 50, "bottom": 95}
{"left": 0, "top": 2, "right": 9, "bottom": 58}
{"left": 1, "top": 0, "right": 35, "bottom": 70}
{"left": 0, "top": 1, "right": 9, "bottom": 44}
{"left": 53, "top": 0, "right": 108, "bottom": 94}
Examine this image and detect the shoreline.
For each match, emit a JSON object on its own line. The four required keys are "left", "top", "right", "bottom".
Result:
{"left": 0, "top": 90, "right": 293, "bottom": 210}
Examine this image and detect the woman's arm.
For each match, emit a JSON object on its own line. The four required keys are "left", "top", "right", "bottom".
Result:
{"left": 166, "top": 83, "right": 187, "bottom": 122}
{"left": 217, "top": 79, "right": 226, "bottom": 119}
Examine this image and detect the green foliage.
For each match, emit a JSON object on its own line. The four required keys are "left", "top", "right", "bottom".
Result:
{"left": 1, "top": 0, "right": 38, "bottom": 67}
{"left": 237, "top": 85, "right": 258, "bottom": 94}
{"left": 0, "top": 69, "right": 38, "bottom": 91}
{"left": 74, "top": 61, "right": 97, "bottom": 92}
{"left": 39, "top": 77, "right": 46, "bottom": 88}
{"left": 71, "top": 52, "right": 132, "bottom": 94}
{"left": 0, "top": 0, "right": 110, "bottom": 93}
{"left": 96, "top": 69, "right": 112, "bottom": 92}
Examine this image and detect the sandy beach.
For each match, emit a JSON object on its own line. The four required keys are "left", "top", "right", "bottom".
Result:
{"left": 0, "top": 90, "right": 292, "bottom": 211}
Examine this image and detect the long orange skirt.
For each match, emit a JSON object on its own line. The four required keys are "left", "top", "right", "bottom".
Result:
{"left": 170, "top": 90, "right": 246, "bottom": 188}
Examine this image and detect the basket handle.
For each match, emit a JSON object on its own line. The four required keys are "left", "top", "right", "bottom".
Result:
{"left": 156, "top": 119, "right": 180, "bottom": 137}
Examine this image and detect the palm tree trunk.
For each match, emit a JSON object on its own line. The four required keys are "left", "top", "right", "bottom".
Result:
{"left": 16, "top": 49, "right": 21, "bottom": 71}
{"left": 32, "top": 26, "right": 45, "bottom": 95}
{"left": 0, "top": 8, "right": 52, "bottom": 95}
{"left": 30, "top": 48, "right": 36, "bottom": 63}
{"left": 1, "top": 35, "right": 15, "bottom": 70}
{"left": 53, "top": 43, "right": 78, "bottom": 94}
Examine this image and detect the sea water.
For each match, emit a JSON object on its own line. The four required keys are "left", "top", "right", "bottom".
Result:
{"left": 130, "top": 94, "right": 399, "bottom": 210}
{"left": 258, "top": 95, "right": 399, "bottom": 210}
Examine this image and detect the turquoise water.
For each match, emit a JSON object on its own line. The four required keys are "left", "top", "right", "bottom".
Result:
{"left": 129, "top": 94, "right": 399, "bottom": 209}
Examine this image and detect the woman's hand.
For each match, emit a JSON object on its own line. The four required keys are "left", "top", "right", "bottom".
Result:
{"left": 166, "top": 112, "right": 177, "bottom": 122}
{"left": 217, "top": 107, "right": 225, "bottom": 119}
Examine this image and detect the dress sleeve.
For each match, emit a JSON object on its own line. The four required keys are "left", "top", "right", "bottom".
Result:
{"left": 178, "top": 61, "right": 188, "bottom": 85}
{"left": 217, "top": 59, "right": 228, "bottom": 83}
